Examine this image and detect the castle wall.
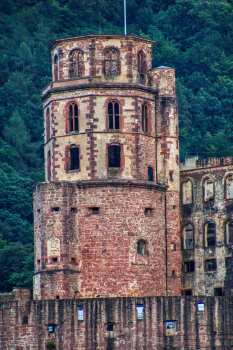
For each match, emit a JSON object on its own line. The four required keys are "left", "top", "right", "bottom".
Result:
{"left": 1, "top": 290, "right": 233, "bottom": 350}
{"left": 180, "top": 157, "right": 233, "bottom": 296}
{"left": 33, "top": 181, "right": 181, "bottom": 299}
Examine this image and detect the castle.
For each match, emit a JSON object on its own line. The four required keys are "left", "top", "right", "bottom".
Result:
{"left": 1, "top": 35, "right": 233, "bottom": 350}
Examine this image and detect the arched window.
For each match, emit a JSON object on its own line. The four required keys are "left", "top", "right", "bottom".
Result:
{"left": 108, "top": 101, "right": 119, "bottom": 129}
{"left": 138, "top": 51, "right": 145, "bottom": 84}
{"left": 137, "top": 239, "right": 146, "bottom": 255}
{"left": 182, "top": 224, "right": 194, "bottom": 250}
{"left": 68, "top": 102, "right": 79, "bottom": 133}
{"left": 225, "top": 220, "right": 233, "bottom": 245}
{"left": 54, "top": 55, "right": 58, "bottom": 81}
{"left": 104, "top": 48, "right": 119, "bottom": 76}
{"left": 108, "top": 145, "right": 121, "bottom": 168}
{"left": 142, "top": 103, "right": 148, "bottom": 132}
{"left": 46, "top": 108, "right": 50, "bottom": 141}
{"left": 203, "top": 176, "right": 214, "bottom": 202}
{"left": 204, "top": 221, "right": 216, "bottom": 247}
{"left": 182, "top": 180, "right": 193, "bottom": 205}
{"left": 69, "top": 50, "right": 83, "bottom": 78}
{"left": 148, "top": 167, "right": 153, "bottom": 182}
{"left": 70, "top": 147, "right": 79, "bottom": 171}
{"left": 225, "top": 175, "right": 233, "bottom": 199}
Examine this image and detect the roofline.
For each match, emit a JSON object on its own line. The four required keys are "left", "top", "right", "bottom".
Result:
{"left": 48, "top": 34, "right": 155, "bottom": 50}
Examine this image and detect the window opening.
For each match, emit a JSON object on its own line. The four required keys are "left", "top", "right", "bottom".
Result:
{"left": 23, "top": 316, "right": 28, "bottom": 325}
{"left": 204, "top": 221, "right": 216, "bottom": 247}
{"left": 108, "top": 101, "right": 120, "bottom": 129}
{"left": 51, "top": 258, "right": 57, "bottom": 263}
{"left": 169, "top": 171, "right": 174, "bottom": 181}
{"left": 69, "top": 102, "right": 79, "bottom": 132}
{"left": 108, "top": 145, "right": 121, "bottom": 168}
{"left": 205, "top": 258, "right": 217, "bottom": 271}
{"left": 226, "top": 175, "right": 233, "bottom": 199}
{"left": 197, "top": 303, "right": 204, "bottom": 312}
{"left": 214, "top": 287, "right": 224, "bottom": 296}
{"left": 142, "top": 103, "right": 148, "bottom": 132}
{"left": 70, "top": 147, "right": 79, "bottom": 171}
{"left": 107, "top": 324, "right": 114, "bottom": 331}
{"left": 203, "top": 177, "right": 214, "bottom": 202}
{"left": 138, "top": 51, "right": 145, "bottom": 84}
{"left": 225, "top": 220, "right": 233, "bottom": 245}
{"left": 104, "top": 48, "right": 118, "bottom": 75}
{"left": 137, "top": 240, "right": 146, "bottom": 255}
{"left": 46, "top": 108, "right": 50, "bottom": 141}
{"left": 56, "top": 295, "right": 60, "bottom": 299}
{"left": 37, "top": 259, "right": 40, "bottom": 265}
{"left": 54, "top": 55, "right": 58, "bottom": 81}
{"left": 71, "top": 258, "right": 76, "bottom": 263}
{"left": 182, "top": 290, "right": 192, "bottom": 296}
{"left": 148, "top": 167, "right": 153, "bottom": 181}
{"left": 183, "top": 224, "right": 194, "bottom": 250}
{"left": 166, "top": 321, "right": 174, "bottom": 329}
{"left": 225, "top": 257, "right": 231, "bottom": 268}
{"left": 145, "top": 208, "right": 153, "bottom": 216}
{"left": 70, "top": 50, "right": 83, "bottom": 77}
{"left": 171, "top": 243, "right": 176, "bottom": 251}
{"left": 106, "top": 339, "right": 114, "bottom": 350}
{"left": 172, "top": 270, "right": 175, "bottom": 276}
{"left": 88, "top": 207, "right": 100, "bottom": 215}
{"left": 183, "top": 261, "right": 195, "bottom": 273}
{"left": 78, "top": 307, "right": 84, "bottom": 321}
{"left": 48, "top": 325, "right": 55, "bottom": 333}
{"left": 71, "top": 207, "right": 77, "bottom": 213}
{"left": 136, "top": 305, "right": 143, "bottom": 320}
{"left": 51, "top": 207, "right": 59, "bottom": 212}
{"left": 47, "top": 151, "right": 51, "bottom": 182}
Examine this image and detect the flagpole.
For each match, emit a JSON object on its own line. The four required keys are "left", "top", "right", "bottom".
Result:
{"left": 124, "top": 0, "right": 126, "bottom": 35}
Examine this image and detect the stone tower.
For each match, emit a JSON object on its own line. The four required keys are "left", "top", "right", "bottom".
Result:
{"left": 33, "top": 35, "right": 180, "bottom": 300}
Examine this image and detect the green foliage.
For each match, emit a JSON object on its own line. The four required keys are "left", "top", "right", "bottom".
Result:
{"left": 46, "top": 341, "right": 57, "bottom": 349}
{"left": 1, "top": 0, "right": 233, "bottom": 291}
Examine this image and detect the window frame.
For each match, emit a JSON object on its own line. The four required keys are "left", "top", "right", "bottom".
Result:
{"left": 46, "top": 108, "right": 50, "bottom": 142}
{"left": 137, "top": 239, "right": 146, "bottom": 255}
{"left": 138, "top": 51, "right": 146, "bottom": 84}
{"left": 142, "top": 103, "right": 149, "bottom": 132}
{"left": 181, "top": 179, "right": 193, "bottom": 205}
{"left": 182, "top": 223, "right": 194, "bottom": 250}
{"left": 183, "top": 260, "right": 195, "bottom": 273}
{"left": 225, "top": 174, "right": 233, "bottom": 199}
{"left": 225, "top": 219, "right": 233, "bottom": 245}
{"left": 204, "top": 258, "right": 217, "bottom": 272}
{"left": 53, "top": 54, "right": 59, "bottom": 81}
{"left": 107, "top": 144, "right": 122, "bottom": 169}
{"left": 103, "top": 47, "right": 120, "bottom": 76}
{"left": 107, "top": 100, "right": 120, "bottom": 130}
{"left": 70, "top": 147, "right": 80, "bottom": 171}
{"left": 69, "top": 49, "right": 83, "bottom": 78}
{"left": 204, "top": 221, "right": 216, "bottom": 248}
{"left": 203, "top": 176, "right": 214, "bottom": 202}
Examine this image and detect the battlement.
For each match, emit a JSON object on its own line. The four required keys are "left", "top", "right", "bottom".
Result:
{"left": 180, "top": 156, "right": 233, "bottom": 171}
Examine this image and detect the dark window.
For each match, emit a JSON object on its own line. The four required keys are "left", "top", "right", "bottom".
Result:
{"left": 108, "top": 145, "right": 121, "bottom": 168}
{"left": 47, "top": 151, "right": 51, "bottom": 181}
{"left": 71, "top": 258, "right": 76, "bottom": 263}
{"left": 106, "top": 339, "right": 114, "bottom": 350}
{"left": 51, "top": 207, "right": 59, "bottom": 212}
{"left": 104, "top": 48, "right": 118, "bottom": 75}
{"left": 142, "top": 103, "right": 148, "bottom": 132}
{"left": 108, "top": 101, "right": 120, "bottom": 129}
{"left": 204, "top": 221, "right": 216, "bottom": 247}
{"left": 70, "top": 50, "right": 83, "bottom": 77}
{"left": 107, "top": 324, "right": 114, "bottom": 331}
{"left": 205, "top": 258, "right": 217, "bottom": 271}
{"left": 69, "top": 102, "right": 79, "bottom": 132}
{"left": 214, "top": 287, "right": 224, "bottom": 296}
{"left": 183, "top": 261, "right": 195, "bottom": 273}
{"left": 148, "top": 167, "right": 153, "bottom": 181}
{"left": 46, "top": 108, "right": 50, "bottom": 141}
{"left": 54, "top": 55, "right": 58, "bottom": 81}
{"left": 70, "top": 147, "right": 79, "bottom": 170}
{"left": 138, "top": 51, "right": 145, "bottom": 84}
{"left": 37, "top": 259, "right": 40, "bottom": 264}
{"left": 169, "top": 171, "right": 173, "bottom": 181}
{"left": 23, "top": 316, "right": 28, "bottom": 324}
{"left": 182, "top": 290, "right": 192, "bottom": 296}
{"left": 51, "top": 258, "right": 57, "bottom": 263}
{"left": 183, "top": 224, "right": 194, "bottom": 250}
{"left": 88, "top": 207, "right": 100, "bottom": 215}
{"left": 56, "top": 295, "right": 60, "bottom": 299}
{"left": 71, "top": 207, "right": 77, "bottom": 213}
{"left": 137, "top": 240, "right": 146, "bottom": 255}
{"left": 48, "top": 325, "right": 55, "bottom": 333}
{"left": 145, "top": 208, "right": 153, "bottom": 216}
{"left": 225, "top": 257, "right": 231, "bottom": 268}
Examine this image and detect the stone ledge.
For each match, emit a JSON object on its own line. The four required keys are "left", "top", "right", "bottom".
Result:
{"left": 33, "top": 269, "right": 81, "bottom": 276}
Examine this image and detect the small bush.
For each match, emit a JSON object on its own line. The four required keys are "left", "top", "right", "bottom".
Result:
{"left": 46, "top": 341, "right": 57, "bottom": 349}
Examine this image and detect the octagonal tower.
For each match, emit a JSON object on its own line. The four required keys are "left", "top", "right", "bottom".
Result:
{"left": 33, "top": 35, "right": 180, "bottom": 300}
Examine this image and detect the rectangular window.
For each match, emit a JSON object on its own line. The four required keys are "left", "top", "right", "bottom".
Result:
{"left": 214, "top": 287, "right": 224, "bottom": 296}
{"left": 182, "top": 290, "right": 192, "bottom": 296}
{"left": 205, "top": 258, "right": 217, "bottom": 271}
{"left": 70, "top": 147, "right": 79, "bottom": 170}
{"left": 23, "top": 316, "right": 28, "bottom": 324}
{"left": 88, "top": 207, "right": 100, "bottom": 215}
{"left": 183, "top": 261, "right": 195, "bottom": 273}
{"left": 78, "top": 307, "right": 84, "bottom": 321}
{"left": 107, "top": 324, "right": 113, "bottom": 331}
{"left": 136, "top": 305, "right": 143, "bottom": 320}
{"left": 51, "top": 207, "right": 59, "bottom": 212}
{"left": 48, "top": 325, "right": 55, "bottom": 333}
{"left": 166, "top": 321, "right": 174, "bottom": 329}
{"left": 197, "top": 303, "right": 204, "bottom": 312}
{"left": 148, "top": 167, "right": 153, "bottom": 181}
{"left": 145, "top": 208, "right": 153, "bottom": 216}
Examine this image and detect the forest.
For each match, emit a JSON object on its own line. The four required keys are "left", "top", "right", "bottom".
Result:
{"left": 0, "top": 0, "right": 233, "bottom": 292}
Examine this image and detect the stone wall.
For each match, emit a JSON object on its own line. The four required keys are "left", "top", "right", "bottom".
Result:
{"left": 1, "top": 289, "right": 233, "bottom": 350}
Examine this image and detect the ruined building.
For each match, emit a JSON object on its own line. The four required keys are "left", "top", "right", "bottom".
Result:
{"left": 1, "top": 35, "right": 233, "bottom": 350}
